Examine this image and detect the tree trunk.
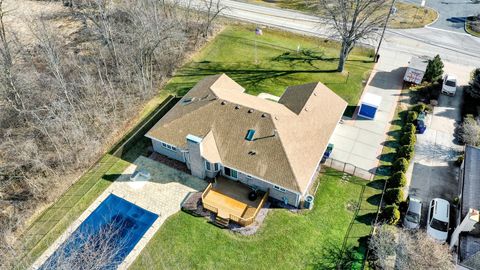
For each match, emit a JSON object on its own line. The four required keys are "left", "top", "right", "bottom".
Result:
{"left": 337, "top": 40, "right": 353, "bottom": 73}
{"left": 337, "top": 42, "right": 348, "bottom": 72}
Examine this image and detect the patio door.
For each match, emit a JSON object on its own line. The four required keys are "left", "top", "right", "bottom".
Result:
{"left": 224, "top": 167, "right": 238, "bottom": 179}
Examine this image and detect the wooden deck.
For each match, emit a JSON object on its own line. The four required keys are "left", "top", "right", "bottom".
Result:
{"left": 202, "top": 177, "right": 268, "bottom": 226}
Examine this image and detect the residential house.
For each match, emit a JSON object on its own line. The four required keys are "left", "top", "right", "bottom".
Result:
{"left": 451, "top": 145, "right": 480, "bottom": 269}
{"left": 145, "top": 74, "right": 346, "bottom": 225}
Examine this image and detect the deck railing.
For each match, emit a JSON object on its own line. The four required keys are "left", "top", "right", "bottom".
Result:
{"left": 202, "top": 183, "right": 269, "bottom": 226}
{"left": 201, "top": 183, "right": 218, "bottom": 213}
{"left": 229, "top": 190, "right": 269, "bottom": 226}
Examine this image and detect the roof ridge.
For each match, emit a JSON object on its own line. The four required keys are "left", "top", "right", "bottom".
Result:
{"left": 271, "top": 119, "right": 302, "bottom": 192}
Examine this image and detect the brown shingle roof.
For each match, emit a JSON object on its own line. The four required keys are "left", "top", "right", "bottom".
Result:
{"left": 146, "top": 74, "right": 347, "bottom": 194}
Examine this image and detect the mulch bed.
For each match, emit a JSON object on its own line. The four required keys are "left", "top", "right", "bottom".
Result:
{"left": 149, "top": 152, "right": 190, "bottom": 173}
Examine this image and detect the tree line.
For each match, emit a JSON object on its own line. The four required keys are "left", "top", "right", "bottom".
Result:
{"left": 0, "top": 0, "right": 221, "bottom": 267}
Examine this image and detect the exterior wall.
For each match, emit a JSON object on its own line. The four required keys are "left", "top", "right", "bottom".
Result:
{"left": 186, "top": 136, "right": 206, "bottom": 179}
{"left": 225, "top": 168, "right": 300, "bottom": 207}
{"left": 205, "top": 169, "right": 216, "bottom": 179}
{"left": 150, "top": 138, "right": 300, "bottom": 207}
{"left": 151, "top": 139, "right": 185, "bottom": 162}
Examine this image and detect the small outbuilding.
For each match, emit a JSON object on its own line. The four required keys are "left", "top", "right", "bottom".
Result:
{"left": 358, "top": 93, "right": 382, "bottom": 120}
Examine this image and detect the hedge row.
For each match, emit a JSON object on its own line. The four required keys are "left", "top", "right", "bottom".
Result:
{"left": 381, "top": 104, "right": 425, "bottom": 225}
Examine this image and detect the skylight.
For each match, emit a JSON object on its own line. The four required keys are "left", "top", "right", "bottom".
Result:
{"left": 245, "top": 129, "right": 255, "bottom": 141}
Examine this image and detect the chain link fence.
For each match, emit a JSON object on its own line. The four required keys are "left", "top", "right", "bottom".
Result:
{"left": 323, "top": 158, "right": 375, "bottom": 181}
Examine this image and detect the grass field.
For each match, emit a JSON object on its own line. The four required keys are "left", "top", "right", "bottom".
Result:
{"left": 165, "top": 25, "right": 374, "bottom": 106}
{"left": 240, "top": 0, "right": 437, "bottom": 29}
{"left": 466, "top": 16, "right": 480, "bottom": 37}
{"left": 130, "top": 168, "right": 383, "bottom": 270}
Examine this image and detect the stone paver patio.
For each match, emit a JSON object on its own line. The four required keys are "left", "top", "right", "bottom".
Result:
{"left": 32, "top": 156, "right": 207, "bottom": 270}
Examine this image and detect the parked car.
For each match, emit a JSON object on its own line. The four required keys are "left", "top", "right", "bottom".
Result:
{"left": 404, "top": 197, "right": 422, "bottom": 229}
{"left": 441, "top": 74, "right": 457, "bottom": 96}
{"left": 427, "top": 198, "right": 450, "bottom": 243}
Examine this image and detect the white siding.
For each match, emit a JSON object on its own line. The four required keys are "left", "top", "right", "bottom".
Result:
{"left": 228, "top": 169, "right": 300, "bottom": 207}
{"left": 151, "top": 139, "right": 185, "bottom": 162}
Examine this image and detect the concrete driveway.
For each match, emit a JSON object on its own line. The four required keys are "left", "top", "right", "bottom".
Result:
{"left": 407, "top": 61, "right": 474, "bottom": 226}
{"left": 329, "top": 48, "right": 408, "bottom": 178}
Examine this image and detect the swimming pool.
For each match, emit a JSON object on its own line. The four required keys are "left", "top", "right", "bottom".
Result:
{"left": 40, "top": 194, "right": 158, "bottom": 270}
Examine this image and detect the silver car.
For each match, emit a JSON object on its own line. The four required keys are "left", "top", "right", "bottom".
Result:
{"left": 403, "top": 197, "right": 422, "bottom": 229}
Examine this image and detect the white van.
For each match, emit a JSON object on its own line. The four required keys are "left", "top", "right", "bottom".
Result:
{"left": 427, "top": 198, "right": 450, "bottom": 243}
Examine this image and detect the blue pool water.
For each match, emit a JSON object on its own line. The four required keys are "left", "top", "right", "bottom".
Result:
{"left": 40, "top": 194, "right": 158, "bottom": 270}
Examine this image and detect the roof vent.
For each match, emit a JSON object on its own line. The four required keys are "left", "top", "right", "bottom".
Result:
{"left": 304, "top": 108, "right": 309, "bottom": 112}
{"left": 245, "top": 129, "right": 256, "bottom": 141}
{"left": 248, "top": 109, "right": 254, "bottom": 113}
{"left": 248, "top": 150, "right": 256, "bottom": 155}
{"left": 221, "top": 101, "right": 227, "bottom": 105}
{"left": 235, "top": 105, "right": 240, "bottom": 110}
{"left": 261, "top": 113, "right": 267, "bottom": 118}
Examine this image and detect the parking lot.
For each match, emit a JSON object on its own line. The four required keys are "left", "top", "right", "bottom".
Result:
{"left": 407, "top": 61, "right": 475, "bottom": 227}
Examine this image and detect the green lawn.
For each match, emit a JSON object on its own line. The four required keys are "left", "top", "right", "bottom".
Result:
{"left": 165, "top": 25, "right": 374, "bottom": 106}
{"left": 130, "top": 168, "right": 382, "bottom": 270}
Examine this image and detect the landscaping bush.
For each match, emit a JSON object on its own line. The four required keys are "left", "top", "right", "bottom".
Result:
{"left": 403, "top": 123, "right": 416, "bottom": 134}
{"left": 381, "top": 205, "right": 400, "bottom": 225}
{"left": 406, "top": 111, "right": 418, "bottom": 123}
{"left": 384, "top": 188, "right": 404, "bottom": 205}
{"left": 392, "top": 158, "right": 409, "bottom": 173}
{"left": 423, "top": 54, "right": 444, "bottom": 83}
{"left": 400, "top": 132, "right": 416, "bottom": 146}
{"left": 467, "top": 68, "right": 480, "bottom": 99}
{"left": 388, "top": 172, "right": 407, "bottom": 188}
{"left": 412, "top": 103, "right": 427, "bottom": 113}
{"left": 397, "top": 145, "right": 415, "bottom": 161}
{"left": 459, "top": 115, "right": 480, "bottom": 146}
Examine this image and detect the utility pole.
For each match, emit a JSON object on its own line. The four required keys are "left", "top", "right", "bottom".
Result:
{"left": 374, "top": 0, "right": 397, "bottom": 62}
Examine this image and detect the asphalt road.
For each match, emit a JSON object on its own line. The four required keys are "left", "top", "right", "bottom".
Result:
{"left": 404, "top": 0, "right": 480, "bottom": 32}
{"left": 212, "top": 0, "right": 480, "bottom": 66}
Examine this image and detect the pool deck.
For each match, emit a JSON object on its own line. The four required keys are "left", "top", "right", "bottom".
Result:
{"left": 31, "top": 156, "right": 208, "bottom": 270}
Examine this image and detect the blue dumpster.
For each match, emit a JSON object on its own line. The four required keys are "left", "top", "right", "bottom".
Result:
{"left": 358, "top": 93, "right": 382, "bottom": 120}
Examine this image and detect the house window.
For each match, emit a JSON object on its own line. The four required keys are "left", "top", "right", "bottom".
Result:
{"left": 224, "top": 167, "right": 238, "bottom": 179}
{"left": 160, "top": 141, "right": 177, "bottom": 152}
{"left": 205, "top": 161, "right": 211, "bottom": 171}
{"left": 274, "top": 185, "right": 286, "bottom": 192}
{"left": 214, "top": 163, "right": 219, "bottom": 171}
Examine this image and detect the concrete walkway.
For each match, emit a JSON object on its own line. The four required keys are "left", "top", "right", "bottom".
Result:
{"left": 329, "top": 48, "right": 409, "bottom": 176}
{"left": 31, "top": 156, "right": 207, "bottom": 270}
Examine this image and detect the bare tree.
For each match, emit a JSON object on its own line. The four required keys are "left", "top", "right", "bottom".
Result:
{"left": 369, "top": 224, "right": 454, "bottom": 270}
{"left": 200, "top": 0, "right": 224, "bottom": 38}
{"left": 311, "top": 0, "right": 389, "bottom": 72}
{"left": 40, "top": 218, "right": 130, "bottom": 270}
{"left": 0, "top": 0, "right": 222, "bottom": 267}
{"left": 460, "top": 116, "right": 480, "bottom": 146}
